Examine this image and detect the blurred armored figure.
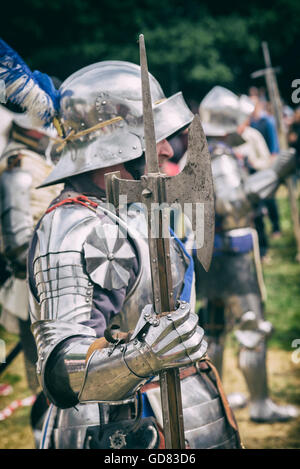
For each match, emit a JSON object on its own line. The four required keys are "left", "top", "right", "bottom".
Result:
{"left": 233, "top": 100, "right": 274, "bottom": 257}
{"left": 0, "top": 105, "right": 13, "bottom": 167}
{"left": 0, "top": 54, "right": 242, "bottom": 449}
{"left": 197, "top": 86, "right": 299, "bottom": 423}
{"left": 0, "top": 39, "right": 63, "bottom": 445}
{"left": 0, "top": 111, "right": 61, "bottom": 372}
{"left": 0, "top": 109, "right": 62, "bottom": 443}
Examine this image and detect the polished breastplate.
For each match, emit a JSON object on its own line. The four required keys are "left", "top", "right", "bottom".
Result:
{"left": 114, "top": 203, "right": 189, "bottom": 331}
{"left": 29, "top": 198, "right": 190, "bottom": 330}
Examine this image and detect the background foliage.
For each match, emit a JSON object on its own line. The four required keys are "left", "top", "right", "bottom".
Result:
{"left": 1, "top": 0, "right": 300, "bottom": 106}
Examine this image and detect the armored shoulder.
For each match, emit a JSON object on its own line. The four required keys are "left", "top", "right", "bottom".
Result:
{"left": 30, "top": 202, "right": 137, "bottom": 323}
{"left": 30, "top": 203, "right": 98, "bottom": 323}
{"left": 35, "top": 202, "right": 98, "bottom": 255}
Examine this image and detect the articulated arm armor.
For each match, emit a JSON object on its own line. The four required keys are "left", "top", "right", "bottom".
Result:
{"left": 29, "top": 200, "right": 206, "bottom": 408}
{"left": 31, "top": 301, "right": 205, "bottom": 407}
{"left": 244, "top": 148, "right": 296, "bottom": 202}
{"left": 0, "top": 164, "right": 33, "bottom": 277}
{"left": 211, "top": 145, "right": 296, "bottom": 230}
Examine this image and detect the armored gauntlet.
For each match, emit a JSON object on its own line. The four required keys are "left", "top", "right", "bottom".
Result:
{"left": 245, "top": 148, "right": 296, "bottom": 202}
{"left": 79, "top": 301, "right": 207, "bottom": 403}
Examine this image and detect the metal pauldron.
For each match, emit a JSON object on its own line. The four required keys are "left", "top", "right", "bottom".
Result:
{"left": 29, "top": 202, "right": 100, "bottom": 323}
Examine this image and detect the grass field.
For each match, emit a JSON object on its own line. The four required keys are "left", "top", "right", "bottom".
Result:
{"left": 262, "top": 195, "right": 300, "bottom": 350}
{"left": 0, "top": 190, "right": 299, "bottom": 449}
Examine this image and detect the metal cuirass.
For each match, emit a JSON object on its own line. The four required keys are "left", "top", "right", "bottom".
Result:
{"left": 29, "top": 198, "right": 190, "bottom": 328}
{"left": 114, "top": 203, "right": 191, "bottom": 331}
{"left": 211, "top": 147, "right": 251, "bottom": 231}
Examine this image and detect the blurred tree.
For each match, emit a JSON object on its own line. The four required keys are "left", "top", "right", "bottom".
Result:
{"left": 1, "top": 0, "right": 299, "bottom": 104}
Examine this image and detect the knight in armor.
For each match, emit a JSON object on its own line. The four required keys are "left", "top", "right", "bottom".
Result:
{"left": 0, "top": 109, "right": 63, "bottom": 445}
{"left": 197, "top": 86, "right": 299, "bottom": 423}
{"left": 8, "top": 57, "right": 245, "bottom": 449}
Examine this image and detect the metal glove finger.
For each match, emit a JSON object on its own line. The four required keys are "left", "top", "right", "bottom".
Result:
{"left": 170, "top": 338, "right": 208, "bottom": 367}
{"left": 160, "top": 326, "right": 205, "bottom": 366}
{"left": 152, "top": 312, "right": 200, "bottom": 355}
{"left": 151, "top": 301, "right": 191, "bottom": 345}
{"left": 178, "top": 339, "right": 208, "bottom": 365}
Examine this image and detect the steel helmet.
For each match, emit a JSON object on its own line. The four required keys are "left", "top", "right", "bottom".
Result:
{"left": 40, "top": 61, "right": 193, "bottom": 187}
{"left": 199, "top": 86, "right": 254, "bottom": 137}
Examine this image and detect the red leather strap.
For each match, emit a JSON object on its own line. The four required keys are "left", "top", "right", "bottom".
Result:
{"left": 141, "top": 366, "right": 198, "bottom": 393}
{"left": 46, "top": 195, "right": 98, "bottom": 214}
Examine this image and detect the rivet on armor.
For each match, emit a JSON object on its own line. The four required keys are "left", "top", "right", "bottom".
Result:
{"left": 86, "top": 289, "right": 91, "bottom": 295}
{"left": 133, "top": 145, "right": 137, "bottom": 150}
{"left": 119, "top": 149, "right": 122, "bottom": 153}
{"left": 153, "top": 319, "right": 159, "bottom": 326}
{"left": 85, "top": 298, "right": 90, "bottom": 303}
{"left": 181, "top": 305, "right": 185, "bottom": 309}
{"left": 102, "top": 100, "right": 107, "bottom": 105}
{"left": 88, "top": 282, "right": 92, "bottom": 286}
{"left": 133, "top": 340, "right": 138, "bottom": 345}
{"left": 107, "top": 253, "right": 114, "bottom": 261}
{"left": 144, "top": 312, "right": 150, "bottom": 318}
{"left": 167, "top": 314, "right": 172, "bottom": 320}
{"left": 142, "top": 188, "right": 152, "bottom": 198}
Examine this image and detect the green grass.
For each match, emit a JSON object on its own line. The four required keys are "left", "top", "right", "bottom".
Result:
{"left": 263, "top": 194, "right": 300, "bottom": 349}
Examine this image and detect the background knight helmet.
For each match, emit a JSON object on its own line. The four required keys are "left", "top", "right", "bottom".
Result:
{"left": 199, "top": 86, "right": 254, "bottom": 137}
{"left": 41, "top": 61, "right": 193, "bottom": 187}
